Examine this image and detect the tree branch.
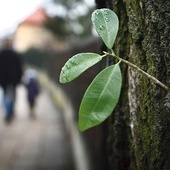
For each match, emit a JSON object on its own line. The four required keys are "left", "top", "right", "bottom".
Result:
{"left": 103, "top": 51, "right": 169, "bottom": 91}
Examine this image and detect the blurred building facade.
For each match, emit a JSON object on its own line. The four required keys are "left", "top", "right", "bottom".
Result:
{"left": 13, "top": 8, "right": 68, "bottom": 52}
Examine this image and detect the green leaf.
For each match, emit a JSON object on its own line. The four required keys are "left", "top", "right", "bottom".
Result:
{"left": 59, "top": 53, "right": 103, "bottom": 83}
{"left": 91, "top": 8, "right": 119, "bottom": 49}
{"left": 78, "top": 64, "right": 122, "bottom": 132}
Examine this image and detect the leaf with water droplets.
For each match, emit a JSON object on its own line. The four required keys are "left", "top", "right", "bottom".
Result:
{"left": 91, "top": 8, "right": 119, "bottom": 49}
{"left": 59, "top": 53, "right": 103, "bottom": 83}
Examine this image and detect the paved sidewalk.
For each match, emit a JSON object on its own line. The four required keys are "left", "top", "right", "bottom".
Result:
{"left": 0, "top": 85, "right": 75, "bottom": 170}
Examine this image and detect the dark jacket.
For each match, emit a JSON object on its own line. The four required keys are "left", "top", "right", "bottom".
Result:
{"left": 0, "top": 49, "right": 22, "bottom": 89}
{"left": 26, "top": 78, "right": 40, "bottom": 102}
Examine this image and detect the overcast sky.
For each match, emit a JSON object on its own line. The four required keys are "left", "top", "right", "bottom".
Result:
{"left": 0, "top": 0, "right": 95, "bottom": 39}
{"left": 0, "top": 0, "right": 47, "bottom": 38}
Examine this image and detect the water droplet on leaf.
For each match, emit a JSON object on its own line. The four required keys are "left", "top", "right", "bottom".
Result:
{"left": 65, "top": 64, "right": 70, "bottom": 69}
{"left": 95, "top": 17, "right": 99, "bottom": 21}
{"left": 95, "top": 11, "right": 99, "bottom": 15}
{"left": 99, "top": 25, "right": 105, "bottom": 31}
{"left": 105, "top": 17, "right": 110, "bottom": 22}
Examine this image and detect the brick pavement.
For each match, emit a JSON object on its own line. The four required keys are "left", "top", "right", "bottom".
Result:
{"left": 0, "top": 85, "right": 75, "bottom": 170}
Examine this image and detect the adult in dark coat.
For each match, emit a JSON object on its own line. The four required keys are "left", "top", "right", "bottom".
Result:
{"left": 0, "top": 38, "right": 22, "bottom": 121}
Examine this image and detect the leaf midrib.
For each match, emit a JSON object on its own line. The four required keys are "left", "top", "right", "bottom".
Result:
{"left": 89, "top": 65, "right": 118, "bottom": 118}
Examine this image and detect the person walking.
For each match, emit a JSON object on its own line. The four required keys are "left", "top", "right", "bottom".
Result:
{"left": 0, "top": 38, "right": 23, "bottom": 121}
{"left": 23, "top": 68, "right": 40, "bottom": 116}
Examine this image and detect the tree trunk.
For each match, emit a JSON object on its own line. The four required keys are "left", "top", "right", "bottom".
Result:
{"left": 95, "top": 0, "right": 170, "bottom": 169}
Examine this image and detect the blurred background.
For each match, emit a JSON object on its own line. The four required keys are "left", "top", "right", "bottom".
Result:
{"left": 0, "top": 0, "right": 107, "bottom": 170}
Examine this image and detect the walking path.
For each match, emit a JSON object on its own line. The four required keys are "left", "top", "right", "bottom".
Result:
{"left": 0, "top": 85, "right": 75, "bottom": 170}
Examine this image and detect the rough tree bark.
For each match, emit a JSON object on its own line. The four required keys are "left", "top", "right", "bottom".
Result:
{"left": 95, "top": 0, "right": 170, "bottom": 169}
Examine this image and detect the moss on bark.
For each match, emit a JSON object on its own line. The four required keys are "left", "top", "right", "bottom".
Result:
{"left": 101, "top": 0, "right": 170, "bottom": 169}
{"left": 126, "top": 0, "right": 170, "bottom": 169}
